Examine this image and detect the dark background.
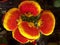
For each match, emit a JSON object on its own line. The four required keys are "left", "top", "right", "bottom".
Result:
{"left": 0, "top": 0, "right": 60, "bottom": 45}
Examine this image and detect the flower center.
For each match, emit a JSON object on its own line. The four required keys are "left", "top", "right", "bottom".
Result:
{"left": 24, "top": 12, "right": 32, "bottom": 17}
{"left": 17, "top": 13, "right": 42, "bottom": 27}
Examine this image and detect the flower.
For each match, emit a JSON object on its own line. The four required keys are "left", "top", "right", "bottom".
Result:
{"left": 3, "top": 1, "right": 55, "bottom": 44}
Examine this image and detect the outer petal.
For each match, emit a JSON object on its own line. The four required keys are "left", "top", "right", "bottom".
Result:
{"left": 18, "top": 1, "right": 42, "bottom": 16}
{"left": 12, "top": 28, "right": 29, "bottom": 44}
{"left": 39, "top": 10, "right": 55, "bottom": 36}
{"left": 18, "top": 21, "right": 40, "bottom": 39}
{"left": 3, "top": 8, "right": 20, "bottom": 31}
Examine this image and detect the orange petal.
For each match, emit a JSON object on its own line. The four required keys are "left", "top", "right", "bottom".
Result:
{"left": 3, "top": 8, "right": 20, "bottom": 31}
{"left": 18, "top": 21, "right": 40, "bottom": 39}
{"left": 12, "top": 28, "right": 29, "bottom": 44}
{"left": 18, "top": 1, "right": 42, "bottom": 16}
{"left": 39, "top": 10, "right": 55, "bottom": 36}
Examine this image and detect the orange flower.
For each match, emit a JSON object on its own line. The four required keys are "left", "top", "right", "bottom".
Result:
{"left": 3, "top": 1, "right": 55, "bottom": 44}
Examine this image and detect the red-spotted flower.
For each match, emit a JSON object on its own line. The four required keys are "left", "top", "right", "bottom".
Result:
{"left": 3, "top": 1, "right": 55, "bottom": 44}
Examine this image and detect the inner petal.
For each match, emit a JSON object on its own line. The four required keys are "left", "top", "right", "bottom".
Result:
{"left": 18, "top": 21, "right": 40, "bottom": 39}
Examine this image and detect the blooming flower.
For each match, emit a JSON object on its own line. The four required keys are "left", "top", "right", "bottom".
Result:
{"left": 3, "top": 1, "right": 55, "bottom": 44}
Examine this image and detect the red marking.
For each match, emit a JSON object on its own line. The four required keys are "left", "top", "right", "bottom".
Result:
{"left": 7, "top": 10, "right": 20, "bottom": 31}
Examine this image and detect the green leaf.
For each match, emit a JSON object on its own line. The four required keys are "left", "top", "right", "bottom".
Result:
{"left": 54, "top": 0, "right": 60, "bottom": 7}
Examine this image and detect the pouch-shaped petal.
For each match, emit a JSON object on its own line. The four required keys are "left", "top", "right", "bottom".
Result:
{"left": 12, "top": 28, "right": 29, "bottom": 44}
{"left": 39, "top": 10, "right": 55, "bottom": 36}
{"left": 3, "top": 8, "right": 20, "bottom": 31}
{"left": 18, "top": 1, "right": 42, "bottom": 16}
{"left": 18, "top": 21, "right": 40, "bottom": 39}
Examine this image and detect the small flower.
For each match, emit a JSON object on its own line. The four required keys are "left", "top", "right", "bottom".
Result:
{"left": 3, "top": 1, "right": 55, "bottom": 44}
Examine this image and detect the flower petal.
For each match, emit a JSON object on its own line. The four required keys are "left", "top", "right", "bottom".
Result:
{"left": 39, "top": 10, "right": 55, "bottom": 36}
{"left": 3, "top": 8, "right": 20, "bottom": 31}
{"left": 12, "top": 28, "right": 29, "bottom": 44}
{"left": 18, "top": 21, "right": 40, "bottom": 39}
{"left": 18, "top": 1, "right": 42, "bottom": 16}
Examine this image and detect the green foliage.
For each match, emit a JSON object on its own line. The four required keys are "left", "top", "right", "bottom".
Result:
{"left": 21, "top": 15, "right": 40, "bottom": 27}
{"left": 54, "top": 0, "right": 60, "bottom": 7}
{"left": 0, "top": 38, "right": 7, "bottom": 44}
